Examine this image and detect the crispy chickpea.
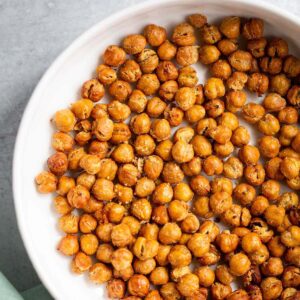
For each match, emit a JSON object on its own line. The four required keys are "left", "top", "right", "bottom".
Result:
{"left": 216, "top": 231, "right": 239, "bottom": 253}
{"left": 89, "top": 263, "right": 112, "bottom": 284}
{"left": 241, "top": 233, "right": 262, "bottom": 254}
{"left": 59, "top": 213, "right": 79, "bottom": 234}
{"left": 137, "top": 74, "right": 160, "bottom": 96}
{"left": 67, "top": 184, "right": 90, "bottom": 209}
{"left": 193, "top": 196, "right": 212, "bottom": 219}
{"left": 103, "top": 45, "right": 126, "bottom": 67}
{"left": 134, "top": 134, "right": 156, "bottom": 156}
{"left": 229, "top": 252, "right": 251, "bottom": 276}
{"left": 209, "top": 125, "right": 232, "bottom": 145}
{"left": 121, "top": 216, "right": 140, "bottom": 236}
{"left": 260, "top": 277, "right": 283, "bottom": 300}
{"left": 160, "top": 282, "right": 181, "bottom": 300}
{"left": 211, "top": 283, "right": 232, "bottom": 300}
{"left": 279, "top": 192, "right": 299, "bottom": 211}
{"left": 265, "top": 157, "right": 284, "bottom": 181}
{"left": 92, "top": 178, "right": 114, "bottom": 201}
{"left": 52, "top": 132, "right": 74, "bottom": 153}
{"left": 110, "top": 123, "right": 131, "bottom": 144}
{"left": 284, "top": 55, "right": 300, "bottom": 77}
{"left": 134, "top": 177, "right": 155, "bottom": 198}
{"left": 127, "top": 274, "right": 149, "bottom": 297}
{"left": 182, "top": 157, "right": 202, "bottom": 177}
{"left": 109, "top": 80, "right": 132, "bottom": 102}
{"left": 137, "top": 48, "right": 159, "bottom": 74}
{"left": 81, "top": 79, "right": 104, "bottom": 102}
{"left": 211, "top": 177, "right": 233, "bottom": 195}
{"left": 211, "top": 60, "right": 232, "bottom": 80}
{"left": 258, "top": 136, "right": 280, "bottom": 159}
{"left": 111, "top": 224, "right": 133, "bottom": 247}
{"left": 280, "top": 157, "right": 300, "bottom": 179}
{"left": 187, "top": 233, "right": 210, "bottom": 257}
{"left": 157, "top": 40, "right": 177, "bottom": 61}
{"left": 227, "top": 71, "right": 248, "bottom": 91}
{"left": 281, "top": 226, "right": 300, "bottom": 247}
{"left": 111, "top": 248, "right": 133, "bottom": 271}
{"left": 97, "top": 159, "right": 117, "bottom": 181}
{"left": 219, "top": 17, "right": 240, "bottom": 39}
{"left": 247, "top": 38, "right": 267, "bottom": 58}
{"left": 150, "top": 119, "right": 171, "bottom": 142}
{"left": 155, "top": 244, "right": 171, "bottom": 267}
{"left": 96, "top": 223, "right": 113, "bottom": 242}
{"left": 71, "top": 251, "right": 92, "bottom": 274}
{"left": 176, "top": 46, "right": 198, "bottom": 66}
{"left": 199, "top": 45, "right": 221, "bottom": 64}
{"left": 76, "top": 173, "right": 95, "bottom": 191}
{"left": 173, "top": 183, "right": 194, "bottom": 203}
{"left": 279, "top": 107, "right": 299, "bottom": 125}
{"left": 171, "top": 140, "right": 194, "bottom": 164}
{"left": 78, "top": 213, "right": 97, "bottom": 233}
{"left": 54, "top": 109, "right": 76, "bottom": 133}
{"left": 130, "top": 113, "right": 151, "bottom": 135}
{"left": 107, "top": 203, "right": 126, "bottom": 223}
{"left": 177, "top": 273, "right": 199, "bottom": 297}
{"left": 153, "top": 183, "right": 173, "bottom": 205}
{"left": 190, "top": 175, "right": 211, "bottom": 196}
{"left": 260, "top": 56, "right": 282, "bottom": 75}
{"left": 134, "top": 258, "right": 156, "bottom": 275}
{"left": 261, "top": 257, "right": 284, "bottom": 277}
{"left": 262, "top": 180, "right": 281, "bottom": 201}
{"left": 178, "top": 66, "right": 198, "bottom": 87}
{"left": 282, "top": 266, "right": 300, "bottom": 288}
{"left": 188, "top": 13, "right": 207, "bottom": 28}
{"left": 96, "top": 243, "right": 114, "bottom": 263}
{"left": 239, "top": 145, "right": 260, "bottom": 165}
{"left": 144, "top": 24, "right": 167, "bottom": 46}
{"left": 131, "top": 199, "right": 152, "bottom": 221}
{"left": 218, "top": 112, "right": 239, "bottom": 131}
{"left": 194, "top": 266, "right": 215, "bottom": 288}
{"left": 229, "top": 50, "right": 252, "bottom": 72}
{"left": 185, "top": 105, "right": 205, "bottom": 123}
{"left": 167, "top": 244, "right": 192, "bottom": 268}
{"left": 113, "top": 265, "right": 134, "bottom": 282}
{"left": 118, "top": 164, "right": 140, "bottom": 187}
{"left": 164, "top": 105, "right": 184, "bottom": 126}
{"left": 201, "top": 24, "right": 221, "bottom": 44}
{"left": 128, "top": 90, "right": 147, "bottom": 113}
{"left": 196, "top": 118, "right": 217, "bottom": 136}
{"left": 287, "top": 85, "right": 300, "bottom": 106}
{"left": 152, "top": 205, "right": 169, "bottom": 225}
{"left": 223, "top": 157, "right": 244, "bottom": 179}
{"left": 233, "top": 183, "right": 256, "bottom": 206}
{"left": 58, "top": 234, "right": 79, "bottom": 256}
{"left": 92, "top": 117, "right": 113, "bottom": 142}
{"left": 107, "top": 279, "right": 126, "bottom": 299}
{"left": 267, "top": 38, "right": 288, "bottom": 58}
{"left": 80, "top": 233, "right": 98, "bottom": 255}
{"left": 167, "top": 200, "right": 188, "bottom": 222}
{"left": 270, "top": 73, "right": 291, "bottom": 96}
{"left": 35, "top": 171, "right": 57, "bottom": 194}
{"left": 162, "top": 162, "right": 184, "bottom": 184}
{"left": 146, "top": 97, "right": 166, "bottom": 118}
{"left": 251, "top": 196, "right": 269, "bottom": 216}
{"left": 174, "top": 87, "right": 196, "bottom": 111}
{"left": 159, "top": 223, "right": 182, "bottom": 245}
{"left": 133, "top": 237, "right": 159, "bottom": 260}
{"left": 123, "top": 34, "right": 146, "bottom": 55}
{"left": 218, "top": 39, "right": 238, "bottom": 56}
{"left": 143, "top": 155, "right": 163, "bottom": 180}
{"left": 205, "top": 99, "right": 225, "bottom": 118}
{"left": 191, "top": 135, "right": 212, "bottom": 158}
{"left": 242, "top": 18, "right": 264, "bottom": 40}
{"left": 246, "top": 72, "right": 269, "bottom": 95}
{"left": 264, "top": 205, "right": 285, "bottom": 228}
{"left": 214, "top": 142, "right": 234, "bottom": 158}
{"left": 96, "top": 64, "right": 117, "bottom": 85}
{"left": 202, "top": 155, "right": 223, "bottom": 176}
{"left": 53, "top": 195, "right": 72, "bottom": 215}
{"left": 216, "top": 264, "right": 235, "bottom": 285}
{"left": 172, "top": 23, "right": 195, "bottom": 46}
{"left": 249, "top": 245, "right": 270, "bottom": 266}
{"left": 156, "top": 61, "right": 178, "bottom": 82}
{"left": 204, "top": 77, "right": 225, "bottom": 100}
{"left": 244, "top": 164, "right": 266, "bottom": 186}
{"left": 139, "top": 223, "right": 159, "bottom": 240}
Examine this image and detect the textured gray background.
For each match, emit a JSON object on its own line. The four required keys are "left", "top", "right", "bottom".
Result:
{"left": 0, "top": 0, "right": 299, "bottom": 293}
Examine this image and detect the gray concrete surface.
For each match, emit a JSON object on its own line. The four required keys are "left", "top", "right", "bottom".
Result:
{"left": 0, "top": 0, "right": 299, "bottom": 293}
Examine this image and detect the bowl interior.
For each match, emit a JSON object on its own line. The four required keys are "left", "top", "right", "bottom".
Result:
{"left": 14, "top": 0, "right": 299, "bottom": 299}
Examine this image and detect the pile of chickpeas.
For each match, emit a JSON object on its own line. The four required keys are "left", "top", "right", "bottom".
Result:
{"left": 35, "top": 13, "right": 300, "bottom": 300}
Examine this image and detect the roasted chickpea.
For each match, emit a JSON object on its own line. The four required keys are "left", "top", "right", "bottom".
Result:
{"left": 95, "top": 243, "right": 114, "bottom": 264}
{"left": 190, "top": 175, "right": 211, "bottom": 197}
{"left": 238, "top": 145, "right": 260, "bottom": 165}
{"left": 113, "top": 265, "right": 134, "bottom": 282}
{"left": 260, "top": 56, "right": 282, "bottom": 75}
{"left": 229, "top": 252, "right": 251, "bottom": 276}
{"left": 247, "top": 38, "right": 267, "bottom": 58}
{"left": 146, "top": 97, "right": 166, "bottom": 118}
{"left": 139, "top": 223, "right": 159, "bottom": 241}
{"left": 58, "top": 234, "right": 79, "bottom": 256}
{"left": 131, "top": 198, "right": 152, "bottom": 221}
{"left": 143, "top": 156, "right": 163, "bottom": 181}
{"left": 188, "top": 13, "right": 207, "bottom": 28}
{"left": 260, "top": 277, "right": 283, "bottom": 300}
{"left": 227, "top": 71, "right": 248, "bottom": 91}
{"left": 178, "top": 66, "right": 198, "bottom": 87}
{"left": 223, "top": 157, "right": 243, "bottom": 179}
{"left": 51, "top": 132, "right": 74, "bottom": 153}
{"left": 211, "top": 282, "right": 232, "bottom": 300}
{"left": 89, "top": 262, "right": 112, "bottom": 284}
{"left": 216, "top": 231, "right": 239, "bottom": 253}
{"left": 168, "top": 244, "right": 192, "bottom": 268}
{"left": 167, "top": 200, "right": 189, "bottom": 222}
{"left": 134, "top": 258, "right": 156, "bottom": 275}
{"left": 218, "top": 39, "right": 238, "bottom": 56}
{"left": 199, "top": 45, "right": 221, "bottom": 64}
{"left": 159, "top": 223, "right": 182, "bottom": 245}
{"left": 281, "top": 226, "right": 300, "bottom": 247}
{"left": 262, "top": 180, "right": 281, "bottom": 201}
{"left": 176, "top": 46, "right": 199, "bottom": 66}
{"left": 279, "top": 107, "right": 299, "bottom": 125}
{"left": 134, "top": 134, "right": 156, "bottom": 156}
{"left": 177, "top": 273, "right": 199, "bottom": 297}
{"left": 193, "top": 196, "right": 212, "bottom": 219}
{"left": 152, "top": 205, "right": 169, "bottom": 225}
{"left": 127, "top": 274, "right": 150, "bottom": 297}
{"left": 164, "top": 105, "right": 184, "bottom": 126}
{"left": 137, "top": 74, "right": 160, "bottom": 96}
{"left": 35, "top": 171, "right": 57, "bottom": 194}
{"left": 270, "top": 73, "right": 291, "bottom": 96}
{"left": 244, "top": 164, "right": 266, "bottom": 186}
{"left": 264, "top": 205, "right": 285, "bottom": 228}
{"left": 71, "top": 251, "right": 92, "bottom": 274}
{"left": 150, "top": 119, "right": 171, "bottom": 142}
{"left": 233, "top": 183, "right": 256, "bottom": 206}
{"left": 182, "top": 157, "right": 201, "bottom": 177}
{"left": 162, "top": 162, "right": 184, "bottom": 184}
{"left": 137, "top": 48, "right": 159, "bottom": 74}
{"left": 242, "top": 18, "right": 264, "bottom": 40}
{"left": 144, "top": 24, "right": 167, "bottom": 46}
{"left": 229, "top": 50, "right": 252, "bottom": 72}
{"left": 287, "top": 85, "right": 300, "bottom": 106}
{"left": 194, "top": 266, "right": 215, "bottom": 288}
{"left": 187, "top": 232, "right": 210, "bottom": 257}
{"left": 171, "top": 140, "right": 194, "bottom": 164}
{"left": 103, "top": 45, "right": 126, "bottom": 67}
{"left": 133, "top": 237, "right": 159, "bottom": 260}
{"left": 172, "top": 23, "right": 195, "bottom": 46}
{"left": 205, "top": 99, "right": 225, "bottom": 118}
{"left": 118, "top": 164, "right": 140, "bottom": 187}
{"left": 251, "top": 196, "right": 269, "bottom": 216}
{"left": 160, "top": 282, "right": 181, "bottom": 300}
{"left": 122, "top": 34, "right": 146, "bottom": 54}
{"left": 96, "top": 223, "right": 113, "bottom": 243}
{"left": 201, "top": 24, "right": 221, "bottom": 44}
{"left": 157, "top": 40, "right": 177, "bottom": 61}
{"left": 280, "top": 157, "right": 300, "bottom": 179}
{"left": 153, "top": 183, "right": 173, "bottom": 205}
{"left": 107, "top": 279, "right": 126, "bottom": 299}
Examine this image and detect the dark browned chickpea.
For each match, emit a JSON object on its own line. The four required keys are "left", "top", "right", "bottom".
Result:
{"left": 211, "top": 282, "right": 232, "bottom": 300}
{"left": 176, "top": 46, "right": 199, "bottom": 66}
{"left": 103, "top": 45, "right": 126, "bottom": 67}
{"left": 172, "top": 23, "right": 195, "bottom": 46}
{"left": 164, "top": 105, "right": 184, "bottom": 126}
{"left": 128, "top": 274, "right": 150, "bottom": 297}
{"left": 162, "top": 162, "right": 184, "bottom": 184}
{"left": 150, "top": 119, "right": 171, "bottom": 141}
{"left": 260, "top": 56, "right": 282, "bottom": 75}
{"left": 205, "top": 99, "right": 225, "bottom": 118}
{"left": 260, "top": 277, "right": 283, "bottom": 300}
{"left": 247, "top": 38, "right": 267, "bottom": 58}
{"left": 137, "top": 74, "right": 160, "bottom": 96}
{"left": 231, "top": 126, "right": 250, "bottom": 147}
{"left": 119, "top": 60, "right": 142, "bottom": 83}
{"left": 144, "top": 24, "right": 167, "bottom": 47}
{"left": 223, "top": 157, "right": 244, "bottom": 179}
{"left": 188, "top": 13, "right": 207, "bottom": 28}
{"left": 270, "top": 73, "right": 291, "bottom": 96}
{"left": 268, "top": 38, "right": 289, "bottom": 57}
{"left": 146, "top": 97, "right": 166, "bottom": 118}
{"left": 46, "top": 152, "right": 68, "bottom": 177}
{"left": 282, "top": 266, "right": 300, "bottom": 288}
{"left": 247, "top": 73, "right": 269, "bottom": 95}
{"left": 131, "top": 199, "right": 152, "bottom": 221}
{"left": 242, "top": 18, "right": 264, "bottom": 40}
{"left": 96, "top": 64, "right": 117, "bottom": 85}
{"left": 229, "top": 50, "right": 252, "bottom": 72}
{"left": 159, "top": 222, "right": 182, "bottom": 245}
{"left": 178, "top": 66, "right": 198, "bottom": 87}
{"left": 287, "top": 85, "right": 300, "bottom": 106}
{"left": 227, "top": 71, "right": 248, "bottom": 91}
{"left": 211, "top": 59, "right": 232, "bottom": 79}
{"left": 220, "top": 17, "right": 241, "bottom": 39}
{"left": 157, "top": 40, "right": 177, "bottom": 61}
{"left": 244, "top": 164, "right": 265, "bottom": 186}
{"left": 284, "top": 55, "right": 300, "bottom": 78}
{"left": 199, "top": 45, "right": 221, "bottom": 64}
{"left": 134, "top": 134, "right": 156, "bottom": 156}
{"left": 218, "top": 39, "right": 238, "bottom": 56}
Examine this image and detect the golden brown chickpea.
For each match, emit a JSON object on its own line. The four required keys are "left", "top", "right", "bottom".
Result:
{"left": 52, "top": 132, "right": 74, "bottom": 152}
{"left": 201, "top": 24, "right": 221, "bottom": 44}
{"left": 196, "top": 117, "right": 217, "bottom": 136}
{"left": 131, "top": 198, "right": 152, "bottom": 221}
{"left": 241, "top": 232, "right": 262, "bottom": 254}
{"left": 153, "top": 183, "right": 173, "bottom": 205}
{"left": 262, "top": 180, "right": 281, "bottom": 201}
{"left": 278, "top": 192, "right": 299, "bottom": 210}
{"left": 211, "top": 177, "right": 233, "bottom": 195}
{"left": 238, "top": 145, "right": 260, "bottom": 166}
{"left": 137, "top": 48, "right": 159, "bottom": 74}
{"left": 155, "top": 244, "right": 171, "bottom": 267}
{"left": 134, "top": 258, "right": 156, "bottom": 275}
{"left": 188, "top": 13, "right": 207, "bottom": 28}
{"left": 216, "top": 264, "right": 235, "bottom": 285}
{"left": 152, "top": 205, "right": 169, "bottom": 225}
{"left": 168, "top": 244, "right": 192, "bottom": 268}
{"left": 209, "top": 125, "right": 232, "bottom": 145}
{"left": 109, "top": 80, "right": 132, "bottom": 102}
{"left": 229, "top": 50, "right": 252, "bottom": 72}
{"left": 190, "top": 175, "right": 211, "bottom": 196}
{"left": 143, "top": 156, "right": 163, "bottom": 181}
{"left": 280, "top": 157, "right": 300, "bottom": 179}
{"left": 53, "top": 195, "right": 72, "bottom": 215}
{"left": 191, "top": 135, "right": 212, "bottom": 158}
{"left": 287, "top": 85, "right": 300, "bottom": 106}
{"left": 80, "top": 233, "right": 98, "bottom": 255}
{"left": 233, "top": 183, "right": 256, "bottom": 206}
{"left": 160, "top": 282, "right": 181, "bottom": 300}
{"left": 199, "top": 221, "right": 220, "bottom": 242}
{"left": 292, "top": 132, "right": 300, "bottom": 152}
{"left": 164, "top": 105, "right": 184, "bottom": 127}
{"left": 199, "top": 45, "right": 221, "bottom": 64}
{"left": 185, "top": 105, "right": 205, "bottom": 123}
{"left": 123, "top": 34, "right": 146, "bottom": 55}
{"left": 216, "top": 231, "right": 239, "bottom": 253}
{"left": 103, "top": 45, "right": 126, "bottom": 67}
{"left": 244, "top": 164, "right": 266, "bottom": 186}
{"left": 113, "top": 265, "right": 134, "bottom": 282}
{"left": 107, "top": 279, "right": 126, "bottom": 299}
{"left": 140, "top": 223, "right": 159, "bottom": 241}
{"left": 287, "top": 176, "right": 300, "bottom": 190}
{"left": 144, "top": 24, "right": 167, "bottom": 47}
{"left": 281, "top": 226, "right": 300, "bottom": 247}
{"left": 78, "top": 213, "right": 97, "bottom": 233}
{"left": 146, "top": 97, "right": 166, "bottom": 118}
{"left": 134, "top": 134, "right": 156, "bottom": 156}
{"left": 171, "top": 140, "right": 194, "bottom": 164}
{"left": 193, "top": 196, "right": 213, "bottom": 219}
{"left": 167, "top": 200, "right": 188, "bottom": 222}
{"left": 262, "top": 93, "right": 285, "bottom": 112}
{"left": 218, "top": 39, "right": 238, "bottom": 56}
{"left": 205, "top": 99, "right": 225, "bottom": 118}
{"left": 261, "top": 257, "right": 284, "bottom": 277}
{"left": 194, "top": 266, "right": 215, "bottom": 288}
{"left": 283, "top": 55, "right": 300, "bottom": 78}
{"left": 159, "top": 222, "right": 182, "bottom": 245}
{"left": 133, "top": 237, "right": 159, "bottom": 260}
{"left": 71, "top": 251, "right": 92, "bottom": 274}
{"left": 182, "top": 157, "right": 201, "bottom": 177}
{"left": 134, "top": 177, "right": 155, "bottom": 198}
{"left": 121, "top": 216, "right": 140, "bottom": 236}
{"left": 174, "top": 87, "right": 196, "bottom": 111}
{"left": 111, "top": 223, "right": 133, "bottom": 247}
{"left": 81, "top": 78, "right": 105, "bottom": 102}
{"left": 251, "top": 195, "right": 269, "bottom": 216}
{"left": 156, "top": 61, "right": 178, "bottom": 82}
{"left": 150, "top": 119, "right": 171, "bottom": 142}
{"left": 107, "top": 203, "right": 126, "bottom": 223}
{"left": 58, "top": 234, "right": 79, "bottom": 256}
{"left": 107, "top": 101, "right": 131, "bottom": 122}
{"left": 111, "top": 247, "right": 133, "bottom": 271}
{"left": 246, "top": 72, "right": 269, "bottom": 95}
{"left": 92, "top": 178, "right": 115, "bottom": 201}
{"left": 71, "top": 99, "right": 93, "bottom": 121}
{"left": 97, "top": 159, "right": 117, "bottom": 181}
{"left": 118, "top": 164, "right": 140, "bottom": 187}
{"left": 130, "top": 113, "right": 151, "bottom": 135}
{"left": 282, "top": 266, "right": 300, "bottom": 288}
{"left": 88, "top": 140, "right": 108, "bottom": 159}
{"left": 279, "top": 107, "right": 299, "bottom": 125}
{"left": 59, "top": 213, "right": 78, "bottom": 234}
{"left": 281, "top": 288, "right": 299, "bottom": 300}
{"left": 157, "top": 40, "right": 177, "bottom": 61}
{"left": 227, "top": 71, "right": 248, "bottom": 91}
{"left": 187, "top": 233, "right": 210, "bottom": 257}
{"left": 270, "top": 73, "right": 291, "bottom": 96}
{"left": 96, "top": 243, "right": 114, "bottom": 263}
{"left": 176, "top": 46, "right": 199, "bottom": 66}
{"left": 112, "top": 144, "right": 134, "bottom": 164}
{"left": 137, "top": 74, "right": 160, "bottom": 96}
{"left": 128, "top": 90, "right": 147, "bottom": 114}
{"left": 228, "top": 290, "right": 250, "bottom": 300}
{"left": 162, "top": 162, "right": 184, "bottom": 184}
{"left": 178, "top": 66, "right": 198, "bottom": 87}
{"left": 54, "top": 109, "right": 76, "bottom": 133}
{"left": 222, "top": 205, "right": 251, "bottom": 227}
{"left": 285, "top": 246, "right": 300, "bottom": 267}
{"left": 211, "top": 283, "right": 232, "bottom": 300}
{"left": 173, "top": 183, "right": 194, "bottom": 203}
{"left": 89, "top": 262, "right": 112, "bottom": 284}
{"left": 264, "top": 205, "right": 285, "bottom": 228}
{"left": 176, "top": 273, "right": 199, "bottom": 297}
{"left": 76, "top": 173, "right": 95, "bottom": 190}
{"left": 96, "top": 223, "right": 113, "bottom": 243}
{"left": 180, "top": 213, "right": 199, "bottom": 233}
{"left": 204, "top": 77, "right": 225, "bottom": 100}
{"left": 260, "top": 277, "right": 283, "bottom": 300}
{"left": 202, "top": 155, "right": 223, "bottom": 176}
{"left": 260, "top": 56, "right": 282, "bottom": 75}
{"left": 172, "top": 23, "right": 195, "bottom": 46}
{"left": 218, "top": 112, "right": 239, "bottom": 131}
{"left": 219, "top": 16, "right": 240, "bottom": 39}
{"left": 223, "top": 156, "right": 244, "bottom": 179}
{"left": 242, "top": 18, "right": 264, "bottom": 40}
{"left": 127, "top": 274, "right": 150, "bottom": 297}
{"left": 67, "top": 184, "right": 90, "bottom": 209}
{"left": 170, "top": 266, "right": 191, "bottom": 283}
{"left": 92, "top": 117, "right": 114, "bottom": 142}
{"left": 211, "top": 59, "right": 232, "bottom": 79}
{"left": 35, "top": 171, "right": 58, "bottom": 194}
{"left": 247, "top": 38, "right": 267, "bottom": 58}
{"left": 258, "top": 136, "right": 280, "bottom": 159}
{"left": 265, "top": 157, "right": 284, "bottom": 181}
{"left": 214, "top": 142, "right": 234, "bottom": 158}
{"left": 229, "top": 252, "right": 251, "bottom": 276}
{"left": 96, "top": 64, "right": 117, "bottom": 85}
{"left": 267, "top": 38, "right": 289, "bottom": 57}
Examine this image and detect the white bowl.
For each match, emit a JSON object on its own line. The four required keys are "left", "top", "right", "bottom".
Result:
{"left": 13, "top": 0, "right": 300, "bottom": 299}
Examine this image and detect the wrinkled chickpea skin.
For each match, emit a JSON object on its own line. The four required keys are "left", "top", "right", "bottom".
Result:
{"left": 36, "top": 12, "right": 300, "bottom": 299}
